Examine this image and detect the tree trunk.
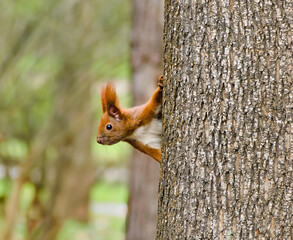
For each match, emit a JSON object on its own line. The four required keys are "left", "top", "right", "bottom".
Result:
{"left": 157, "top": 1, "right": 292, "bottom": 239}
{"left": 126, "top": 0, "right": 163, "bottom": 240}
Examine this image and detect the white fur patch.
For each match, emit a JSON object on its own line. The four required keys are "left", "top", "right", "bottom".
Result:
{"left": 128, "top": 119, "right": 161, "bottom": 149}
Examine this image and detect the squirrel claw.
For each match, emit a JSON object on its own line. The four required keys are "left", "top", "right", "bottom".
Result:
{"left": 158, "top": 75, "right": 164, "bottom": 89}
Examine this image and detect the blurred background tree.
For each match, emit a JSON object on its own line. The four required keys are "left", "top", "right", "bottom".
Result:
{"left": 126, "top": 0, "right": 163, "bottom": 240}
{"left": 0, "top": 0, "right": 150, "bottom": 239}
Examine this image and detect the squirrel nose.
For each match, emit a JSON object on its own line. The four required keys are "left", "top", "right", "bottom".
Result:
{"left": 97, "top": 136, "right": 109, "bottom": 145}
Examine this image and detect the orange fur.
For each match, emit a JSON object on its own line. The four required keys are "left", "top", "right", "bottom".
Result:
{"left": 97, "top": 76, "right": 164, "bottom": 163}
{"left": 100, "top": 82, "right": 119, "bottom": 113}
{"left": 125, "top": 139, "right": 161, "bottom": 163}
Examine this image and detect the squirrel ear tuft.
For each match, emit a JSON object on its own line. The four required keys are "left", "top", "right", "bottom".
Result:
{"left": 108, "top": 104, "right": 122, "bottom": 120}
{"left": 100, "top": 82, "right": 119, "bottom": 113}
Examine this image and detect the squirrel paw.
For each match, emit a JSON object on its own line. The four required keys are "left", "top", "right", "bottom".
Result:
{"left": 158, "top": 75, "right": 164, "bottom": 89}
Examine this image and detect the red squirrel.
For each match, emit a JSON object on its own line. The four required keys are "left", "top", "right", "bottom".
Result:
{"left": 96, "top": 76, "right": 164, "bottom": 163}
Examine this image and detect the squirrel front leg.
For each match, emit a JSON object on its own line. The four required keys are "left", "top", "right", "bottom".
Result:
{"left": 125, "top": 139, "right": 161, "bottom": 163}
{"left": 138, "top": 76, "right": 164, "bottom": 126}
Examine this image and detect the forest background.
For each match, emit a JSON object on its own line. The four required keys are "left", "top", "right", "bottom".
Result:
{"left": 0, "top": 0, "right": 136, "bottom": 239}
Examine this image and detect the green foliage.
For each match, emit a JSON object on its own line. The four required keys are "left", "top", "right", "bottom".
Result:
{"left": 14, "top": 0, "right": 47, "bottom": 17}
{"left": 20, "top": 182, "right": 35, "bottom": 212}
{"left": 0, "top": 178, "right": 13, "bottom": 198}
{"left": 92, "top": 141, "right": 132, "bottom": 166}
{"left": 58, "top": 216, "right": 125, "bottom": 240}
{"left": 91, "top": 181, "right": 128, "bottom": 204}
{"left": 0, "top": 139, "right": 28, "bottom": 160}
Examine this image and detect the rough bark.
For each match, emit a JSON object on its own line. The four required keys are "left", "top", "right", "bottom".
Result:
{"left": 125, "top": 0, "right": 163, "bottom": 240}
{"left": 157, "top": 1, "right": 292, "bottom": 240}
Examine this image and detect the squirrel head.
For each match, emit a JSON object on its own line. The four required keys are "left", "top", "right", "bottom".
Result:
{"left": 97, "top": 82, "right": 128, "bottom": 145}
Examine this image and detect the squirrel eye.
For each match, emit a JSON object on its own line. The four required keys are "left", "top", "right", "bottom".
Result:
{"left": 106, "top": 124, "right": 112, "bottom": 130}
